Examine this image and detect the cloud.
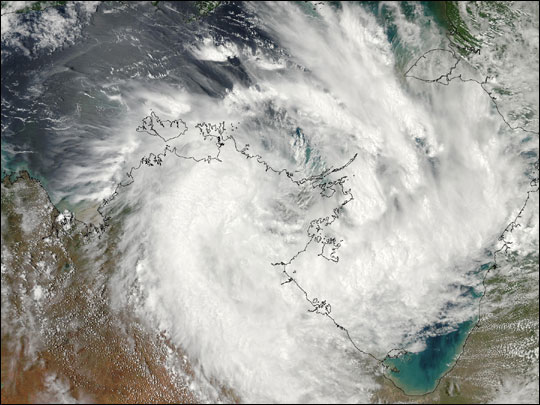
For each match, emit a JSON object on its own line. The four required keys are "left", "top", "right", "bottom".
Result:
{"left": 3, "top": 1, "right": 537, "bottom": 402}
{"left": 1, "top": 2, "right": 98, "bottom": 60}
{"left": 102, "top": 2, "right": 537, "bottom": 402}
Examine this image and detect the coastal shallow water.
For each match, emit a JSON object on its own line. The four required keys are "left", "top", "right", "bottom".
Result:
{"left": 382, "top": 264, "right": 489, "bottom": 395}
{"left": 1, "top": 1, "right": 538, "bottom": 402}
{"left": 384, "top": 319, "right": 476, "bottom": 395}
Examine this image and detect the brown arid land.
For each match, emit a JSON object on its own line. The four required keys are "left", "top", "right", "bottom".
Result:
{"left": 1, "top": 172, "right": 201, "bottom": 403}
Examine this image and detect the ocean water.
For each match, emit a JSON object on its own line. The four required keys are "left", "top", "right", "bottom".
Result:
{"left": 1, "top": 1, "right": 538, "bottom": 402}
{"left": 384, "top": 319, "right": 476, "bottom": 395}
{"left": 383, "top": 264, "right": 489, "bottom": 395}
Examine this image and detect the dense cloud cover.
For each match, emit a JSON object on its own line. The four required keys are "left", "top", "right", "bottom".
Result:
{"left": 1, "top": 1, "right": 538, "bottom": 403}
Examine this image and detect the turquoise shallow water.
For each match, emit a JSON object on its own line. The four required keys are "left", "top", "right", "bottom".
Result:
{"left": 383, "top": 263, "right": 491, "bottom": 395}
{"left": 1, "top": 154, "right": 51, "bottom": 190}
{"left": 384, "top": 319, "right": 476, "bottom": 395}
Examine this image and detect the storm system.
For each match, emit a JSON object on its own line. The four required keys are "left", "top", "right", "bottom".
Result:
{"left": 1, "top": 2, "right": 538, "bottom": 403}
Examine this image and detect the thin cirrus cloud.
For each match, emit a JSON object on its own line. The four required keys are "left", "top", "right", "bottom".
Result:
{"left": 104, "top": 2, "right": 537, "bottom": 403}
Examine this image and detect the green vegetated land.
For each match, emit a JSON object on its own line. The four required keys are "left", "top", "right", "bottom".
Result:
{"left": 374, "top": 251, "right": 539, "bottom": 403}
{"left": 427, "top": 1, "right": 520, "bottom": 56}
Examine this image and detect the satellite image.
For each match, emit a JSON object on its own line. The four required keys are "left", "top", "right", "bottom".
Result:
{"left": 1, "top": 1, "right": 539, "bottom": 403}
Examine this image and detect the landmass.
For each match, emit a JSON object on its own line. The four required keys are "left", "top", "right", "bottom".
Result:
{"left": 100, "top": 103, "right": 538, "bottom": 400}
{"left": 373, "top": 250, "right": 539, "bottom": 403}
{"left": 1, "top": 172, "right": 202, "bottom": 403}
{"left": 1, "top": 2, "right": 537, "bottom": 402}
{"left": 371, "top": 7, "right": 540, "bottom": 398}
